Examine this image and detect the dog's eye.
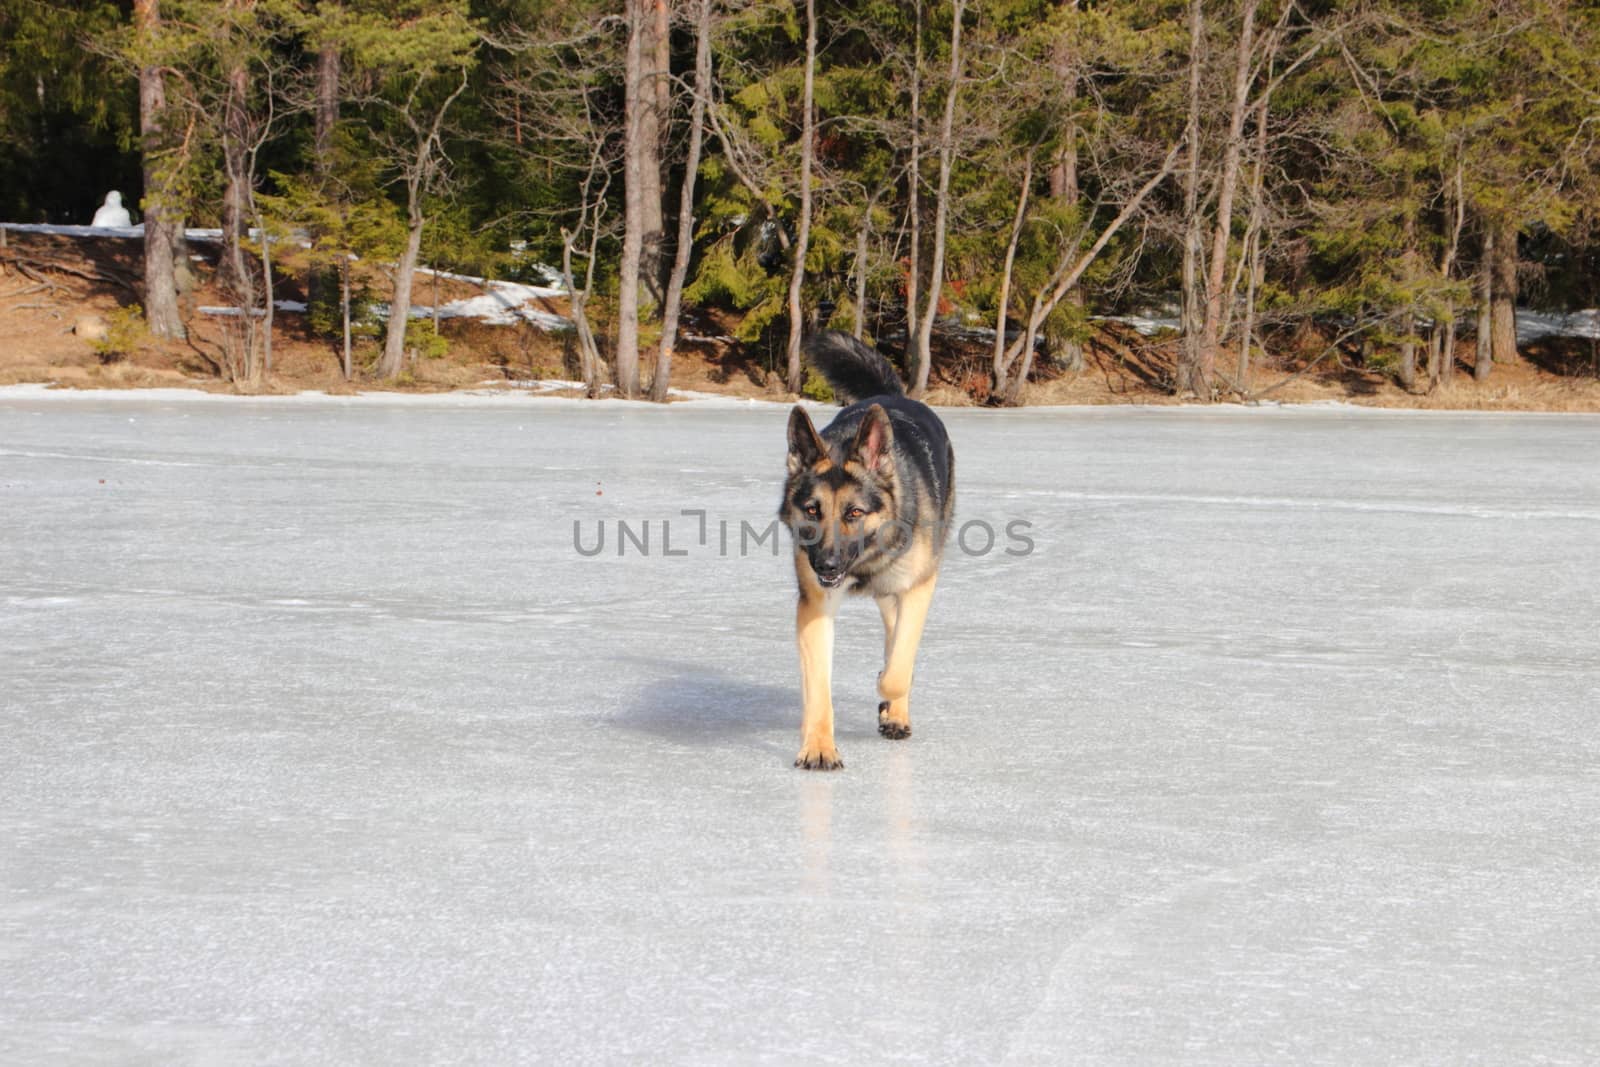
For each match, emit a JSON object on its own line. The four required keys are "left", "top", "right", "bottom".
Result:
{"left": 845, "top": 507, "right": 866, "bottom": 521}
{"left": 803, "top": 503, "right": 821, "bottom": 519}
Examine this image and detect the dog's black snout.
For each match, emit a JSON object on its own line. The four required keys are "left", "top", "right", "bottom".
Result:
{"left": 811, "top": 550, "right": 847, "bottom": 583}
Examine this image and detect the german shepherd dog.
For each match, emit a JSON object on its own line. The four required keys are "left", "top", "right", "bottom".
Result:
{"left": 780, "top": 332, "right": 955, "bottom": 770}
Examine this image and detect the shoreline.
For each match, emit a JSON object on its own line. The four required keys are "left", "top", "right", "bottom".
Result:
{"left": 4, "top": 380, "right": 1597, "bottom": 418}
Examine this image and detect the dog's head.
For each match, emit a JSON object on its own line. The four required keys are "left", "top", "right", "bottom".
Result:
{"left": 780, "top": 404, "right": 897, "bottom": 589}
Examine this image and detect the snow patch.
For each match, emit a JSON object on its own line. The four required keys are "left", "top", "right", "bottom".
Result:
{"left": 198, "top": 300, "right": 308, "bottom": 318}
{"left": 1517, "top": 308, "right": 1600, "bottom": 344}
{"left": 407, "top": 286, "right": 570, "bottom": 331}
{"left": 1093, "top": 313, "right": 1183, "bottom": 336}
{"left": 417, "top": 265, "right": 565, "bottom": 299}
{"left": 3, "top": 222, "right": 232, "bottom": 242}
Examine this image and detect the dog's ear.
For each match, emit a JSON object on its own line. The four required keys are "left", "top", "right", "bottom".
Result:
{"left": 850, "top": 404, "right": 894, "bottom": 478}
{"left": 787, "top": 405, "right": 828, "bottom": 474}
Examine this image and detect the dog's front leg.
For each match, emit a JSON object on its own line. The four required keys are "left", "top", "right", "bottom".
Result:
{"left": 876, "top": 594, "right": 899, "bottom": 663}
{"left": 794, "top": 587, "right": 842, "bottom": 770}
{"left": 877, "top": 574, "right": 937, "bottom": 740}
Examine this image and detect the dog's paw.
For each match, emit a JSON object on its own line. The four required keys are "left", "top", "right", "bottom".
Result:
{"left": 877, "top": 700, "right": 911, "bottom": 740}
{"left": 794, "top": 742, "right": 844, "bottom": 771}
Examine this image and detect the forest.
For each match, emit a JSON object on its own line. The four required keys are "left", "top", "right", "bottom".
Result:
{"left": 1, "top": 0, "right": 1598, "bottom": 404}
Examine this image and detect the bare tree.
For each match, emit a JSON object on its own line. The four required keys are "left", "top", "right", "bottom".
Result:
{"left": 616, "top": 0, "right": 650, "bottom": 398}
{"left": 1176, "top": 0, "right": 1206, "bottom": 397}
{"left": 638, "top": 0, "right": 670, "bottom": 300}
{"left": 218, "top": 4, "right": 261, "bottom": 383}
{"left": 1197, "top": 0, "right": 1261, "bottom": 396}
{"left": 991, "top": 147, "right": 1036, "bottom": 386}
{"left": 909, "top": 0, "right": 966, "bottom": 398}
{"left": 905, "top": 0, "right": 924, "bottom": 377}
{"left": 652, "top": 0, "right": 715, "bottom": 402}
{"left": 995, "top": 141, "right": 1185, "bottom": 404}
{"left": 1235, "top": 95, "right": 1271, "bottom": 389}
{"left": 148, "top": 0, "right": 294, "bottom": 385}
{"left": 849, "top": 190, "right": 880, "bottom": 340}
{"left": 493, "top": 10, "right": 624, "bottom": 397}
{"left": 373, "top": 65, "right": 472, "bottom": 380}
{"left": 783, "top": 0, "right": 818, "bottom": 394}
{"left": 563, "top": 170, "right": 614, "bottom": 399}
{"left": 1174, "top": 1, "right": 1329, "bottom": 398}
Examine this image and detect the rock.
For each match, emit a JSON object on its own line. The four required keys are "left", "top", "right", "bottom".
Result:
{"left": 74, "top": 315, "right": 109, "bottom": 343}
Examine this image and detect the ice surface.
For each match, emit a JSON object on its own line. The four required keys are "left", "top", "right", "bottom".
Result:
{"left": 2, "top": 393, "right": 1598, "bottom": 1064}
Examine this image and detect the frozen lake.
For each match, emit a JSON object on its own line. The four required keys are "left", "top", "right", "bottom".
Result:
{"left": 2, "top": 389, "right": 1598, "bottom": 1064}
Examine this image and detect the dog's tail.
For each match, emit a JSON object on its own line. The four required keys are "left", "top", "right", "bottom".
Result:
{"left": 804, "top": 331, "right": 905, "bottom": 404}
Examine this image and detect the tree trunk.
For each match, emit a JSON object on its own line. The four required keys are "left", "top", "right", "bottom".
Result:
{"left": 905, "top": 0, "right": 923, "bottom": 369}
{"left": 1438, "top": 314, "right": 1457, "bottom": 386}
{"left": 652, "top": 0, "right": 712, "bottom": 403}
{"left": 1052, "top": 45, "right": 1084, "bottom": 374}
{"left": 1198, "top": 0, "right": 1259, "bottom": 399}
{"left": 911, "top": 0, "right": 965, "bottom": 399}
{"left": 221, "top": 59, "right": 257, "bottom": 383}
{"left": 582, "top": 211, "right": 605, "bottom": 398}
{"left": 259, "top": 222, "right": 273, "bottom": 379}
{"left": 852, "top": 208, "right": 871, "bottom": 340}
{"left": 379, "top": 217, "right": 424, "bottom": 379}
{"left": 1237, "top": 99, "right": 1270, "bottom": 392}
{"left": 308, "top": 44, "right": 339, "bottom": 315}
{"left": 1474, "top": 226, "right": 1493, "bottom": 382}
{"left": 1398, "top": 208, "right": 1417, "bottom": 390}
{"left": 992, "top": 151, "right": 1034, "bottom": 397}
{"left": 1398, "top": 314, "right": 1416, "bottom": 390}
{"left": 784, "top": 0, "right": 817, "bottom": 394}
{"left": 615, "top": 0, "right": 648, "bottom": 398}
{"left": 1489, "top": 215, "right": 1518, "bottom": 369}
{"left": 1176, "top": 0, "right": 1205, "bottom": 397}
{"left": 134, "top": 0, "right": 185, "bottom": 341}
{"left": 1432, "top": 161, "right": 1464, "bottom": 390}
{"left": 340, "top": 256, "right": 352, "bottom": 380}
{"left": 563, "top": 227, "right": 601, "bottom": 397}
{"left": 638, "top": 0, "right": 670, "bottom": 302}
{"left": 315, "top": 46, "right": 339, "bottom": 164}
